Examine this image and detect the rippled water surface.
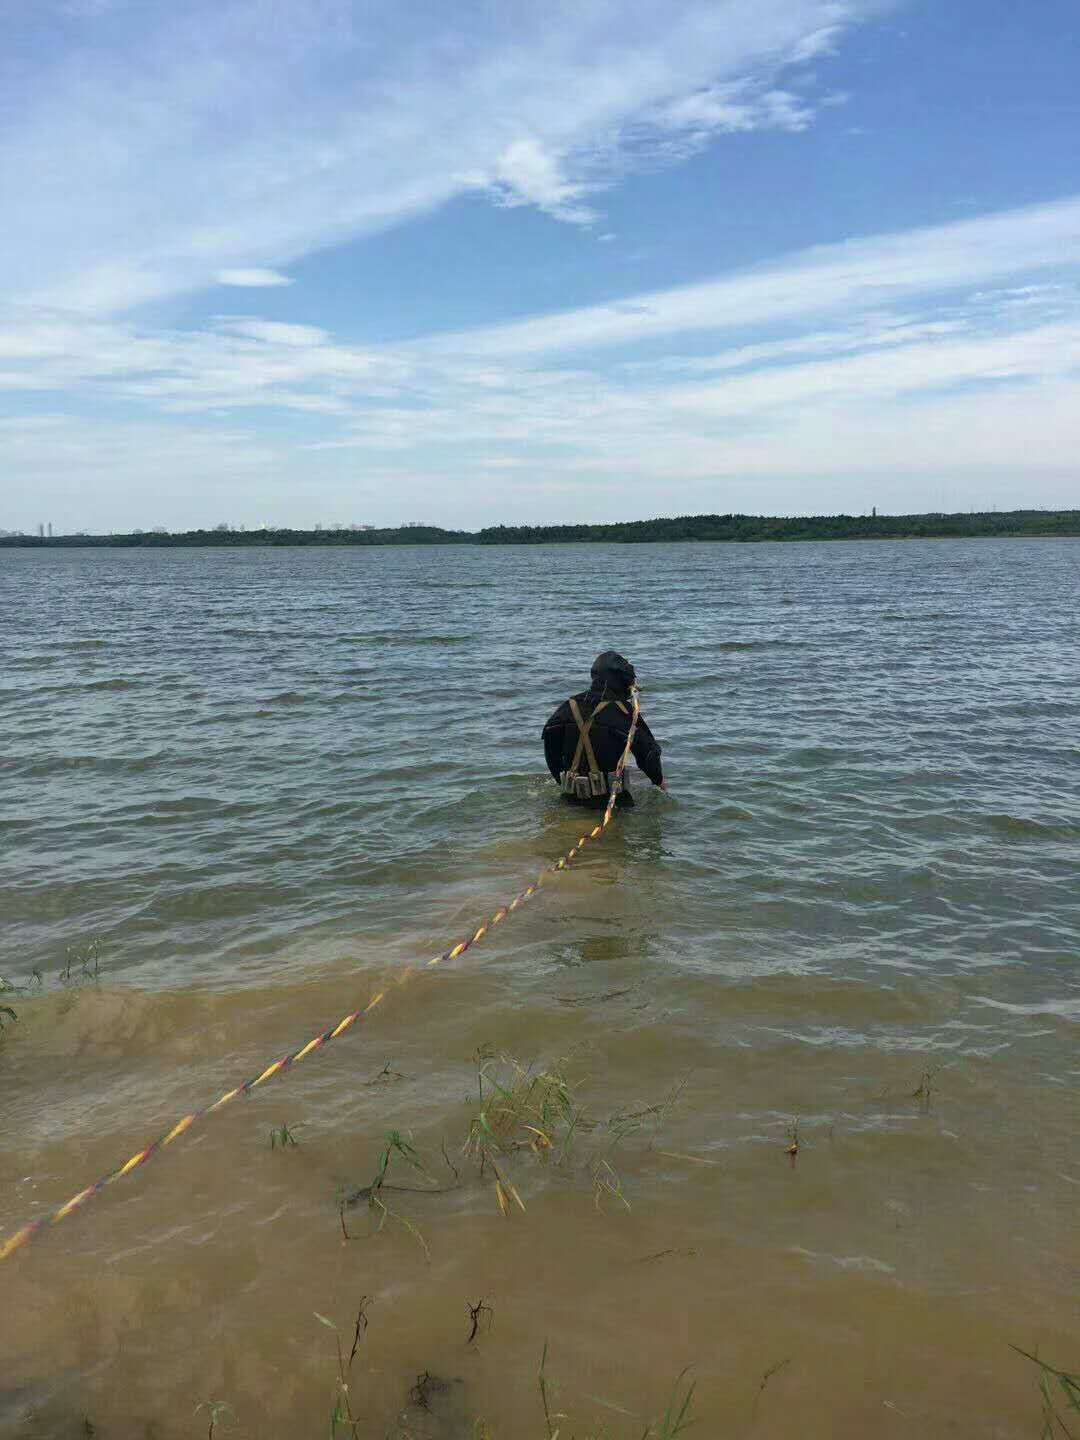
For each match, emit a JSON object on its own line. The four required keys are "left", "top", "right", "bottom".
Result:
{"left": 1, "top": 541, "right": 1078, "bottom": 1438}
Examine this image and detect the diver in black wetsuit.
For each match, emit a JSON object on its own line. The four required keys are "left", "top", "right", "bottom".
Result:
{"left": 542, "top": 651, "right": 666, "bottom": 808}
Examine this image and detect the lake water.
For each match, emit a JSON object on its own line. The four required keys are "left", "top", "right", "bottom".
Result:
{"left": 1, "top": 540, "right": 1077, "bottom": 1438}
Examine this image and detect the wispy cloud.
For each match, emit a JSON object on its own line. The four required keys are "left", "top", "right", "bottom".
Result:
{"left": 2, "top": 0, "right": 885, "bottom": 312}
{"left": 488, "top": 139, "right": 599, "bottom": 227}
{"left": 422, "top": 196, "right": 1080, "bottom": 358}
{"left": 3, "top": 194, "right": 1079, "bottom": 524}
{"left": 4, "top": 200, "right": 1079, "bottom": 425}
{"left": 647, "top": 80, "right": 817, "bottom": 148}
{"left": 215, "top": 268, "right": 293, "bottom": 288}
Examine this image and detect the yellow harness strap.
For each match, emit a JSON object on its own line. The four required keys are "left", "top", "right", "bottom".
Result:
{"left": 568, "top": 698, "right": 608, "bottom": 776}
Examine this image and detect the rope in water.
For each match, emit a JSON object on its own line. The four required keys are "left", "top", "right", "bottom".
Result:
{"left": 0, "top": 691, "right": 641, "bottom": 1264}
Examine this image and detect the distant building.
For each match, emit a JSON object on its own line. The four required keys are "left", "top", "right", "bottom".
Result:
{"left": 47, "top": 522, "right": 53, "bottom": 537}
{"left": 37, "top": 523, "right": 44, "bottom": 538}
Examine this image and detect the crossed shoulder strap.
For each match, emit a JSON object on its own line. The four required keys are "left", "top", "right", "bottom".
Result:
{"left": 568, "top": 697, "right": 609, "bottom": 775}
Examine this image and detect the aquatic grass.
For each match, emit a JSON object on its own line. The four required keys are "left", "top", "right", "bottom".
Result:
{"left": 607, "top": 1078, "right": 689, "bottom": 1149}
{"left": 465, "top": 1054, "right": 584, "bottom": 1215}
{"left": 910, "top": 1067, "right": 938, "bottom": 1113}
{"left": 786, "top": 1117, "right": 800, "bottom": 1166}
{"left": 534, "top": 1345, "right": 697, "bottom": 1440}
{"left": 467, "top": 1053, "right": 588, "bottom": 1159}
{"left": 331, "top": 1053, "right": 684, "bottom": 1262}
{"left": 644, "top": 1369, "right": 697, "bottom": 1438}
{"left": 339, "top": 1131, "right": 461, "bottom": 1260}
{"left": 1012, "top": 1345, "right": 1080, "bottom": 1438}
{"left": 0, "top": 971, "right": 42, "bottom": 1035}
{"left": 873, "top": 1065, "right": 944, "bottom": 1110}
{"left": 365, "top": 1059, "right": 407, "bottom": 1085}
{"left": 269, "top": 1122, "right": 299, "bottom": 1149}
{"left": 60, "top": 938, "right": 104, "bottom": 986}
{"left": 194, "top": 1400, "right": 236, "bottom": 1440}
{"left": 590, "top": 1155, "right": 630, "bottom": 1213}
{"left": 373, "top": 1130, "right": 427, "bottom": 1191}
{"left": 631, "top": 1248, "right": 698, "bottom": 1265}
{"left": 538, "top": 1340, "right": 563, "bottom": 1439}
{"left": 315, "top": 1300, "right": 372, "bottom": 1438}
{"left": 465, "top": 1298, "right": 494, "bottom": 1345}
{"left": 464, "top": 1052, "right": 685, "bottom": 1216}
{"left": 750, "top": 1358, "right": 791, "bottom": 1426}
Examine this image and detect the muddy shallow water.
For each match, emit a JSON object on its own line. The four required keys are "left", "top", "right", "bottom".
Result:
{"left": 1, "top": 540, "right": 1077, "bottom": 1437}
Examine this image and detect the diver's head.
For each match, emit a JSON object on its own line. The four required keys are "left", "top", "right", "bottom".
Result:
{"left": 590, "top": 650, "right": 636, "bottom": 698}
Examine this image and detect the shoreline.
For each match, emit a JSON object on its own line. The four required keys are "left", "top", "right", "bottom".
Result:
{"left": 3, "top": 509, "right": 1079, "bottom": 548}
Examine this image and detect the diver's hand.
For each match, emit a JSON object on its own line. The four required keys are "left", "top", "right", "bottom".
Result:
{"left": 659, "top": 779, "right": 669, "bottom": 793}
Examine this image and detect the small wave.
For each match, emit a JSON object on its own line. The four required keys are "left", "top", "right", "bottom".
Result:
{"left": 83, "top": 677, "right": 138, "bottom": 692}
{"left": 687, "top": 639, "right": 793, "bottom": 652}
{"left": 881, "top": 610, "right": 956, "bottom": 622}
{"left": 412, "top": 580, "right": 495, "bottom": 589}
{"left": 784, "top": 746, "right": 843, "bottom": 767}
{"left": 263, "top": 691, "right": 306, "bottom": 706}
{"left": 335, "top": 632, "right": 476, "bottom": 646}
{"left": 8, "top": 752, "right": 169, "bottom": 778}
{"left": 325, "top": 691, "right": 373, "bottom": 706}
{"left": 59, "top": 639, "right": 107, "bottom": 651}
{"left": 5, "top": 655, "right": 60, "bottom": 669}
{"left": 0, "top": 676, "right": 138, "bottom": 699}
{"left": 790, "top": 1247, "right": 895, "bottom": 1275}
{"left": 974, "top": 996, "right": 1080, "bottom": 1020}
{"left": 985, "top": 813, "right": 1080, "bottom": 840}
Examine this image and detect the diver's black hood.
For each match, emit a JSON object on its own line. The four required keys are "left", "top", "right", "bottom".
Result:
{"left": 590, "top": 650, "right": 636, "bottom": 698}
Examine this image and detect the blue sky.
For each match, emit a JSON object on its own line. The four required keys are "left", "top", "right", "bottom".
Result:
{"left": 1, "top": 0, "right": 1078, "bottom": 531}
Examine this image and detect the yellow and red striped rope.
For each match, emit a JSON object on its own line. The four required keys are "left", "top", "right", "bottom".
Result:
{"left": 0, "top": 692, "right": 640, "bottom": 1264}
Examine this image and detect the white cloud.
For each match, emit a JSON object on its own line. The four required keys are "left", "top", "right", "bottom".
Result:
{"left": 216, "top": 268, "right": 294, "bottom": 288}
{"left": 0, "top": 306, "right": 408, "bottom": 413}
{"left": 653, "top": 82, "right": 815, "bottom": 139}
{"left": 423, "top": 196, "right": 1080, "bottom": 357}
{"left": 489, "top": 139, "right": 598, "bottom": 226}
{"left": 662, "top": 320, "right": 1080, "bottom": 419}
{"left": 3, "top": 194, "right": 1080, "bottom": 525}
{"left": 1, "top": 0, "right": 885, "bottom": 312}
{"left": 221, "top": 319, "right": 328, "bottom": 347}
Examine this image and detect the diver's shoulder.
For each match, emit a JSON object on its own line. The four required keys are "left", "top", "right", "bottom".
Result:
{"left": 544, "top": 695, "right": 577, "bottom": 723}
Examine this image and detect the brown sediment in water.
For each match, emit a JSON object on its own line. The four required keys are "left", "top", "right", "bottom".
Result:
{"left": 1, "top": 935, "right": 1076, "bottom": 1438}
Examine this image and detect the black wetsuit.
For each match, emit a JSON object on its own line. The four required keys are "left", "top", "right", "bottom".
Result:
{"left": 542, "top": 689, "right": 663, "bottom": 807}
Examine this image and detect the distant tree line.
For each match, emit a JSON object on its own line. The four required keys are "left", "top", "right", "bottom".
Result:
{"left": 2, "top": 510, "right": 1079, "bottom": 548}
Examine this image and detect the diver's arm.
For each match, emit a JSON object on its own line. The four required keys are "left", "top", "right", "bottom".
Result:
{"left": 542, "top": 705, "right": 568, "bottom": 782}
{"left": 631, "top": 716, "right": 664, "bottom": 787}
